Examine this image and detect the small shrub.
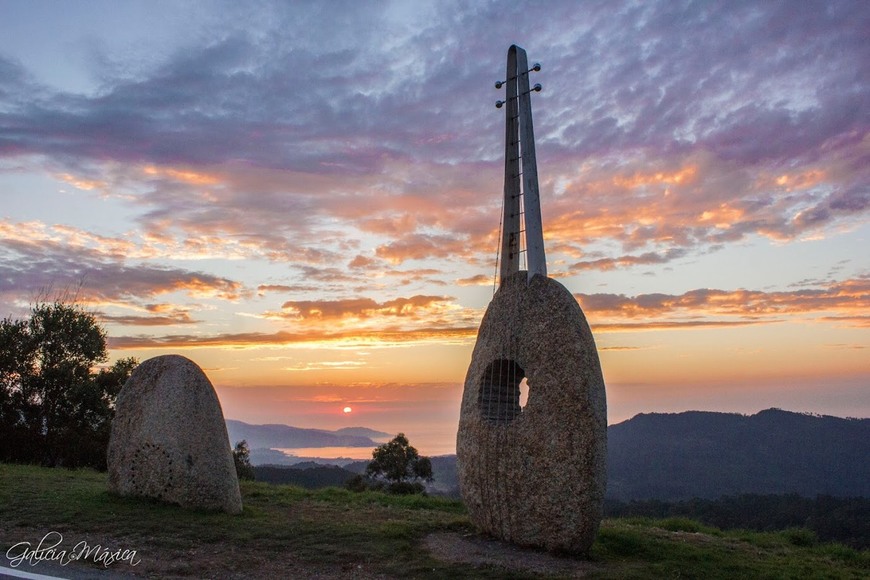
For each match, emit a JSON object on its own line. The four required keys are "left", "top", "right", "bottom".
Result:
{"left": 386, "top": 481, "right": 426, "bottom": 495}
{"left": 232, "top": 440, "right": 255, "bottom": 481}
{"left": 817, "top": 542, "right": 860, "bottom": 563}
{"left": 345, "top": 474, "right": 369, "bottom": 493}
{"left": 659, "top": 517, "right": 715, "bottom": 534}
{"left": 784, "top": 527, "right": 817, "bottom": 547}
{"left": 594, "top": 526, "right": 655, "bottom": 559}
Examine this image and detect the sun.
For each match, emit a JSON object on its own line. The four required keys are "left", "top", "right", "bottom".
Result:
{"left": 343, "top": 406, "right": 352, "bottom": 414}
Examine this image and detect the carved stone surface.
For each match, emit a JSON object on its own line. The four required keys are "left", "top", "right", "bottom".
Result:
{"left": 457, "top": 272, "right": 607, "bottom": 554}
{"left": 108, "top": 355, "right": 242, "bottom": 514}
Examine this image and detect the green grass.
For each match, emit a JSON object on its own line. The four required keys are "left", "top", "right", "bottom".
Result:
{"left": 1, "top": 463, "right": 867, "bottom": 579}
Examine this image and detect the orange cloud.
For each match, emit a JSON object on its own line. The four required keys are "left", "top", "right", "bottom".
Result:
{"left": 766, "top": 169, "right": 827, "bottom": 191}
{"left": 281, "top": 360, "right": 369, "bottom": 371}
{"left": 819, "top": 316, "right": 870, "bottom": 328}
{"left": 98, "top": 303, "right": 198, "bottom": 326}
{"left": 142, "top": 164, "right": 221, "bottom": 185}
{"left": 257, "top": 284, "right": 297, "bottom": 295}
{"left": 375, "top": 234, "right": 472, "bottom": 265}
{"left": 0, "top": 218, "right": 257, "bottom": 263}
{"left": 577, "top": 277, "right": 869, "bottom": 327}
{"left": 100, "top": 312, "right": 197, "bottom": 326}
{"left": 348, "top": 255, "right": 382, "bottom": 269}
{"left": 528, "top": 148, "right": 860, "bottom": 270}
{"left": 108, "top": 325, "right": 477, "bottom": 350}
{"left": 56, "top": 173, "right": 107, "bottom": 191}
{"left": 592, "top": 319, "right": 777, "bottom": 332}
{"left": 278, "top": 295, "right": 455, "bottom": 322}
{"left": 698, "top": 203, "right": 745, "bottom": 229}
{"left": 568, "top": 249, "right": 689, "bottom": 272}
{"left": 456, "top": 274, "right": 492, "bottom": 286}
{"left": 611, "top": 165, "right": 698, "bottom": 188}
{"left": 357, "top": 214, "right": 419, "bottom": 235}
{"left": 164, "top": 275, "right": 245, "bottom": 301}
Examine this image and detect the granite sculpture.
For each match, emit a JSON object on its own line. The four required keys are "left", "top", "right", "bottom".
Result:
{"left": 107, "top": 354, "right": 242, "bottom": 514}
{"left": 457, "top": 272, "right": 607, "bottom": 553}
{"left": 456, "top": 45, "right": 607, "bottom": 554}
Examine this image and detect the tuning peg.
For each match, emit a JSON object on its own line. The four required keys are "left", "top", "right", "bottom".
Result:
{"left": 496, "top": 100, "right": 505, "bottom": 109}
{"left": 495, "top": 81, "right": 504, "bottom": 89}
{"left": 533, "top": 83, "right": 542, "bottom": 92}
{"left": 531, "top": 63, "right": 541, "bottom": 72}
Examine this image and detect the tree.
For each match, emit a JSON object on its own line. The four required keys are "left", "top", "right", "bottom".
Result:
{"left": 365, "top": 433, "right": 433, "bottom": 494}
{"left": 232, "top": 440, "right": 256, "bottom": 481}
{"left": 0, "top": 301, "right": 137, "bottom": 469}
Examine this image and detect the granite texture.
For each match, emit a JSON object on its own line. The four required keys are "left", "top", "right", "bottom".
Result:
{"left": 457, "top": 272, "right": 607, "bottom": 554}
{"left": 107, "top": 355, "right": 242, "bottom": 514}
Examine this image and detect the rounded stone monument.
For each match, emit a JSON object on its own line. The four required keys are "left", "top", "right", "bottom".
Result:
{"left": 457, "top": 272, "right": 607, "bottom": 554}
{"left": 108, "top": 354, "right": 242, "bottom": 514}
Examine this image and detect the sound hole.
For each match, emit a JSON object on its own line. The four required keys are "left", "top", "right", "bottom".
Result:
{"left": 478, "top": 359, "right": 526, "bottom": 424}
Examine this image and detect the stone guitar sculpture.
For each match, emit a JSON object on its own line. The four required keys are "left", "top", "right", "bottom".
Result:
{"left": 457, "top": 45, "right": 607, "bottom": 555}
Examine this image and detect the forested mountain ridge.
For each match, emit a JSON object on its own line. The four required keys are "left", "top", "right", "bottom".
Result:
{"left": 238, "top": 409, "right": 869, "bottom": 501}
{"left": 607, "top": 408, "right": 870, "bottom": 500}
{"left": 225, "top": 419, "right": 379, "bottom": 449}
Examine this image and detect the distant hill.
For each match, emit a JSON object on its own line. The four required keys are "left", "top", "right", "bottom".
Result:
{"left": 226, "top": 419, "right": 378, "bottom": 449}
{"left": 248, "top": 447, "right": 301, "bottom": 465}
{"left": 607, "top": 408, "right": 870, "bottom": 500}
{"left": 236, "top": 409, "right": 870, "bottom": 502}
{"left": 343, "top": 409, "right": 870, "bottom": 501}
{"left": 334, "top": 427, "right": 391, "bottom": 439}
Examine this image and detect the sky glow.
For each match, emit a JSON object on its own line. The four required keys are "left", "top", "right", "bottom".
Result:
{"left": 1, "top": 1, "right": 868, "bottom": 454}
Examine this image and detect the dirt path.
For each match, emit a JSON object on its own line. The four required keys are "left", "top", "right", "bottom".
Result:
{"left": 424, "top": 532, "right": 601, "bottom": 578}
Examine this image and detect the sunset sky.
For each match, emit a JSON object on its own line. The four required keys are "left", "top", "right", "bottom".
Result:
{"left": 1, "top": 1, "right": 867, "bottom": 455}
